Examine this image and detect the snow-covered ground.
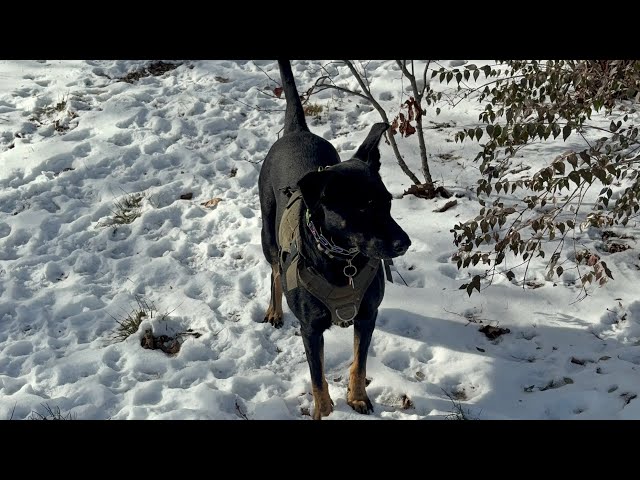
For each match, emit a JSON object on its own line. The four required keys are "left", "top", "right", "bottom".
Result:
{"left": 1, "top": 60, "right": 639, "bottom": 420}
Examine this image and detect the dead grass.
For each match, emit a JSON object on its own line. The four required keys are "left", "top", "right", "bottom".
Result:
{"left": 110, "top": 296, "right": 159, "bottom": 342}
{"left": 303, "top": 103, "right": 324, "bottom": 118}
{"left": 442, "top": 388, "right": 478, "bottom": 420}
{"left": 119, "top": 61, "right": 181, "bottom": 83}
{"left": 98, "top": 192, "right": 143, "bottom": 227}
{"left": 28, "top": 403, "right": 76, "bottom": 420}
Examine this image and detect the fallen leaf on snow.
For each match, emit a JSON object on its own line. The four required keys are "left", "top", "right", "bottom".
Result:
{"left": 479, "top": 325, "right": 510, "bottom": 340}
{"left": 201, "top": 197, "right": 223, "bottom": 208}
{"left": 400, "top": 394, "right": 414, "bottom": 410}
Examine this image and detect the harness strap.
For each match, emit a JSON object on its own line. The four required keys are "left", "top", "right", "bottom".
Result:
{"left": 278, "top": 190, "right": 381, "bottom": 327}
{"left": 299, "top": 257, "right": 380, "bottom": 327}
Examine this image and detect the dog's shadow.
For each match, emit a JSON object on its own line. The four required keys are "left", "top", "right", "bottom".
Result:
{"left": 324, "top": 307, "right": 638, "bottom": 419}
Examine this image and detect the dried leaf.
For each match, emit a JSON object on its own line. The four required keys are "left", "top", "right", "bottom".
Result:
{"left": 479, "top": 325, "right": 510, "bottom": 340}
{"left": 201, "top": 197, "right": 223, "bottom": 209}
{"left": 400, "top": 394, "right": 414, "bottom": 410}
{"left": 274, "top": 87, "right": 283, "bottom": 98}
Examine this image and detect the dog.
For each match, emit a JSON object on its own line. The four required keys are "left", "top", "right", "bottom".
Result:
{"left": 258, "top": 60, "right": 411, "bottom": 419}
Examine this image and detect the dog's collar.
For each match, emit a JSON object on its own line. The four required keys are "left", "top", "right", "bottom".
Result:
{"left": 305, "top": 209, "right": 359, "bottom": 259}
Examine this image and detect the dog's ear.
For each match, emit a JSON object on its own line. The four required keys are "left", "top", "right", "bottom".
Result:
{"left": 353, "top": 122, "right": 390, "bottom": 172}
{"left": 298, "top": 170, "right": 332, "bottom": 211}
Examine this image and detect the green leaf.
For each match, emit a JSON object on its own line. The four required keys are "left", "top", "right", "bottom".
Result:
{"left": 471, "top": 275, "right": 481, "bottom": 293}
{"left": 473, "top": 70, "right": 479, "bottom": 81}
{"left": 579, "top": 151, "right": 590, "bottom": 164}
{"left": 436, "top": 107, "right": 441, "bottom": 115}
{"left": 562, "top": 124, "right": 571, "bottom": 141}
{"left": 506, "top": 271, "right": 515, "bottom": 281}
{"left": 476, "top": 128, "right": 483, "bottom": 141}
{"left": 568, "top": 171, "right": 581, "bottom": 187}
{"left": 556, "top": 266, "right": 563, "bottom": 277}
{"left": 567, "top": 154, "right": 578, "bottom": 169}
{"left": 601, "top": 261, "right": 614, "bottom": 280}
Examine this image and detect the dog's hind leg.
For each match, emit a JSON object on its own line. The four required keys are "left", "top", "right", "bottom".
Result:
{"left": 347, "top": 314, "right": 376, "bottom": 414}
{"left": 302, "top": 328, "right": 334, "bottom": 419}
{"left": 263, "top": 264, "right": 283, "bottom": 328}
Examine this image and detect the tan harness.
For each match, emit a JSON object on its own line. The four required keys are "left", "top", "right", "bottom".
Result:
{"left": 278, "top": 190, "right": 381, "bottom": 327}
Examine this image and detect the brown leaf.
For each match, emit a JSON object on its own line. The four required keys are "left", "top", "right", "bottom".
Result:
{"left": 405, "top": 99, "right": 415, "bottom": 122}
{"left": 400, "top": 394, "right": 414, "bottom": 410}
{"left": 404, "top": 122, "right": 416, "bottom": 137}
{"left": 390, "top": 116, "right": 399, "bottom": 136}
{"left": 274, "top": 87, "right": 283, "bottom": 98}
{"left": 201, "top": 197, "right": 223, "bottom": 209}
{"left": 180, "top": 193, "right": 193, "bottom": 200}
{"left": 606, "top": 242, "right": 631, "bottom": 253}
{"left": 479, "top": 325, "right": 510, "bottom": 340}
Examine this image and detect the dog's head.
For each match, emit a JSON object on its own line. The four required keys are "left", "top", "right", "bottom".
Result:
{"left": 298, "top": 123, "right": 411, "bottom": 259}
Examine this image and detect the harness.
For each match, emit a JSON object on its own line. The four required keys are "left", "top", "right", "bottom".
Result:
{"left": 278, "top": 190, "right": 381, "bottom": 328}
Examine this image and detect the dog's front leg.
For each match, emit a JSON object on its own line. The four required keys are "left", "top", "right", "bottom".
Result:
{"left": 301, "top": 327, "right": 333, "bottom": 420}
{"left": 347, "top": 313, "right": 376, "bottom": 414}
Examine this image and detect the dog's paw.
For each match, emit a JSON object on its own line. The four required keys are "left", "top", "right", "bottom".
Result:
{"left": 312, "top": 398, "right": 334, "bottom": 420}
{"left": 263, "top": 314, "right": 283, "bottom": 328}
{"left": 347, "top": 397, "right": 374, "bottom": 415}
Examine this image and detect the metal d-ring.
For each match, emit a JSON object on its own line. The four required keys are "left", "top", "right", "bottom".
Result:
{"left": 343, "top": 264, "right": 357, "bottom": 278}
{"left": 335, "top": 305, "right": 357, "bottom": 322}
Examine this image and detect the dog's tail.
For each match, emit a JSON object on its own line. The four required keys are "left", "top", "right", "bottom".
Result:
{"left": 278, "top": 60, "right": 309, "bottom": 135}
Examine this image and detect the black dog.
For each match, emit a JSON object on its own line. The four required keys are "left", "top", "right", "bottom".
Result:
{"left": 258, "top": 60, "right": 411, "bottom": 419}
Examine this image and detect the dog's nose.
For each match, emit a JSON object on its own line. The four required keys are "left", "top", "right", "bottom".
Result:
{"left": 392, "top": 238, "right": 410, "bottom": 256}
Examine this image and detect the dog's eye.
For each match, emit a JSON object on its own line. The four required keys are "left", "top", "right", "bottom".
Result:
{"left": 357, "top": 200, "right": 374, "bottom": 213}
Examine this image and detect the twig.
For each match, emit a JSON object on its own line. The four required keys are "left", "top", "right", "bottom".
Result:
{"left": 433, "top": 199, "right": 458, "bottom": 213}
{"left": 395, "top": 269, "right": 409, "bottom": 286}
{"left": 235, "top": 400, "right": 249, "bottom": 420}
{"left": 253, "top": 62, "right": 280, "bottom": 86}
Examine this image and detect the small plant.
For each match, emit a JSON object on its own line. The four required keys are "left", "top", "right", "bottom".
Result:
{"left": 303, "top": 103, "right": 324, "bottom": 118}
{"left": 118, "top": 61, "right": 181, "bottom": 83}
{"left": 30, "top": 97, "right": 78, "bottom": 133}
{"left": 442, "top": 388, "right": 478, "bottom": 420}
{"left": 28, "top": 403, "right": 76, "bottom": 420}
{"left": 111, "top": 296, "right": 159, "bottom": 342}
{"left": 98, "top": 192, "right": 143, "bottom": 227}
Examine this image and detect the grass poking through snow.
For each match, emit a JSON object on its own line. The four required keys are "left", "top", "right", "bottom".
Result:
{"left": 442, "top": 388, "right": 479, "bottom": 420}
{"left": 98, "top": 192, "right": 143, "bottom": 227}
{"left": 28, "top": 404, "right": 76, "bottom": 420}
{"left": 110, "top": 296, "right": 160, "bottom": 342}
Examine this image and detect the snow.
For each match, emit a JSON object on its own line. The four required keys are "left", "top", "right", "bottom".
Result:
{"left": 1, "top": 60, "right": 639, "bottom": 420}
